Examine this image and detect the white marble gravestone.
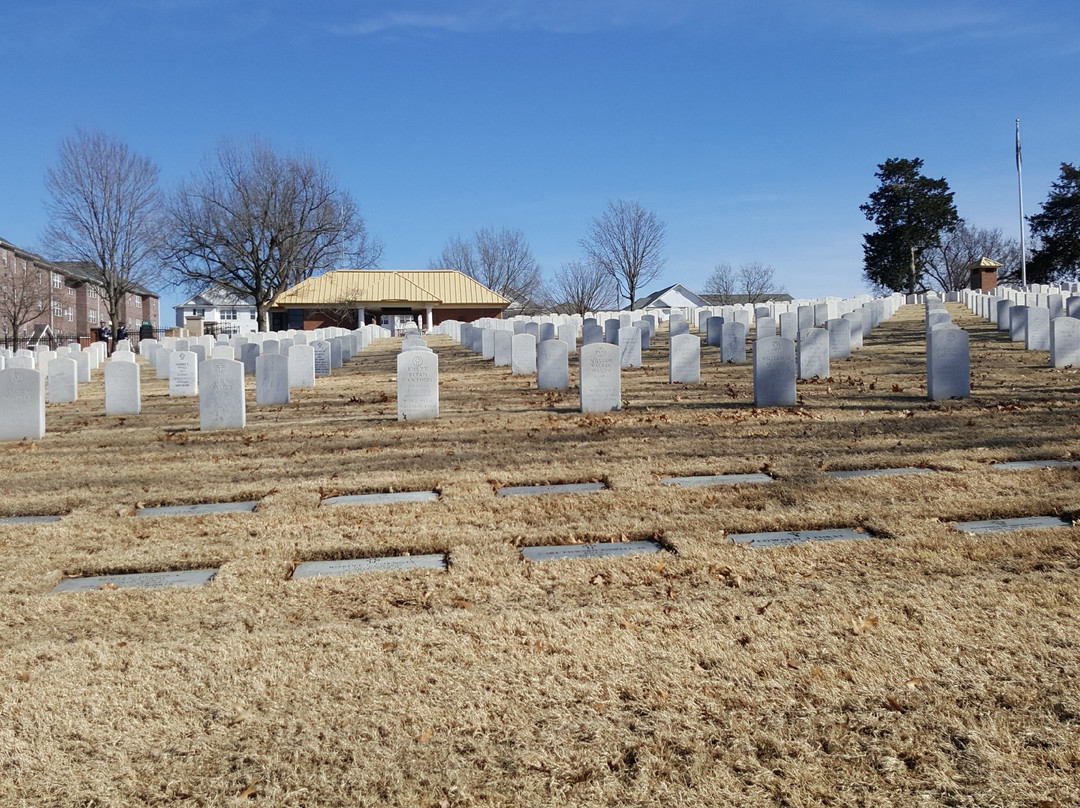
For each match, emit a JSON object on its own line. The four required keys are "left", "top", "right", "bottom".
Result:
{"left": 311, "top": 340, "right": 332, "bottom": 377}
{"left": 1025, "top": 307, "right": 1051, "bottom": 351}
{"left": 537, "top": 339, "right": 569, "bottom": 390}
{"left": 155, "top": 347, "right": 173, "bottom": 379}
{"left": 706, "top": 316, "right": 724, "bottom": 346}
{"left": 756, "top": 316, "right": 776, "bottom": 339}
{"left": 558, "top": 323, "right": 578, "bottom": 355}
{"left": 397, "top": 350, "right": 439, "bottom": 420}
{"left": 927, "top": 327, "right": 970, "bottom": 400}
{"left": 47, "top": 357, "right": 78, "bottom": 404}
{"left": 288, "top": 344, "right": 316, "bottom": 388}
{"left": 618, "top": 326, "right": 642, "bottom": 368}
{"left": 669, "top": 333, "right": 700, "bottom": 383}
{"left": 169, "top": 350, "right": 199, "bottom": 397}
{"left": 797, "top": 328, "right": 830, "bottom": 379}
{"left": 104, "top": 360, "right": 141, "bottom": 415}
{"left": 720, "top": 322, "right": 747, "bottom": 363}
{"left": 256, "top": 353, "right": 291, "bottom": 405}
{"left": 240, "top": 342, "right": 261, "bottom": 374}
{"left": 579, "top": 342, "right": 621, "bottom": 412}
{"left": 669, "top": 319, "right": 689, "bottom": 338}
{"left": 1050, "top": 316, "right": 1080, "bottom": 368}
{"left": 1009, "top": 305, "right": 1028, "bottom": 342}
{"left": 199, "top": 358, "right": 246, "bottom": 430}
{"left": 753, "top": 336, "right": 796, "bottom": 406}
{"left": 511, "top": 333, "right": 537, "bottom": 375}
{"left": 0, "top": 368, "right": 45, "bottom": 440}
{"left": 74, "top": 350, "right": 92, "bottom": 383}
{"left": 494, "top": 330, "right": 513, "bottom": 367}
{"left": 826, "top": 318, "right": 851, "bottom": 359}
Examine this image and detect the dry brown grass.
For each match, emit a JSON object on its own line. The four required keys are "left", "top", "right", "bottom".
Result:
{"left": 1, "top": 303, "right": 1079, "bottom": 807}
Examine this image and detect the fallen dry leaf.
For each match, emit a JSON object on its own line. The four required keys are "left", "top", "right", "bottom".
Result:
{"left": 417, "top": 728, "right": 433, "bottom": 743}
{"left": 240, "top": 781, "right": 259, "bottom": 799}
{"left": 905, "top": 677, "right": 924, "bottom": 689}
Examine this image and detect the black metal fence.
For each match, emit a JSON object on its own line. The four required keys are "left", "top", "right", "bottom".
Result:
{"left": 0, "top": 328, "right": 172, "bottom": 352}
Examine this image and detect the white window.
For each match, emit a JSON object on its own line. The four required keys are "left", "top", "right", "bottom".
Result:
{"left": 89, "top": 310, "right": 98, "bottom": 324}
{"left": 67, "top": 285, "right": 74, "bottom": 296}
{"left": 66, "top": 308, "right": 74, "bottom": 322}
{"left": 52, "top": 302, "right": 63, "bottom": 317}
{"left": 88, "top": 286, "right": 97, "bottom": 299}
{"left": 249, "top": 311, "right": 257, "bottom": 319}
{"left": 52, "top": 273, "right": 63, "bottom": 289}
{"left": 191, "top": 308, "right": 204, "bottom": 317}
{"left": 222, "top": 309, "right": 237, "bottom": 320}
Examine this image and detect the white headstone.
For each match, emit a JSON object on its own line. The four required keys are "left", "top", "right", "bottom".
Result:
{"left": 1049, "top": 317, "right": 1080, "bottom": 368}
{"left": 256, "top": 353, "right": 291, "bottom": 405}
{"left": 199, "top": 359, "right": 246, "bottom": 430}
{"left": 288, "top": 344, "right": 316, "bottom": 388}
{"left": 537, "top": 340, "right": 569, "bottom": 390}
{"left": 240, "top": 342, "right": 260, "bottom": 374}
{"left": 169, "top": 350, "right": 200, "bottom": 397}
{"left": 397, "top": 350, "right": 439, "bottom": 420}
{"left": 669, "top": 333, "right": 700, "bottom": 383}
{"left": 47, "top": 356, "right": 78, "bottom": 403}
{"left": 311, "top": 340, "right": 332, "bottom": 377}
{"left": 618, "top": 326, "right": 642, "bottom": 368}
{"left": 74, "top": 351, "right": 92, "bottom": 383}
{"left": 511, "top": 333, "right": 537, "bottom": 375}
{"left": 1025, "top": 307, "right": 1051, "bottom": 351}
{"left": 580, "top": 342, "right": 621, "bottom": 412}
{"left": 826, "top": 318, "right": 851, "bottom": 359}
{"left": 927, "top": 328, "right": 970, "bottom": 400}
{"left": 104, "top": 360, "right": 140, "bottom": 415}
{"left": 0, "top": 368, "right": 45, "bottom": 440}
{"left": 720, "top": 322, "right": 747, "bottom": 363}
{"left": 753, "top": 337, "right": 796, "bottom": 406}
{"left": 494, "top": 330, "right": 513, "bottom": 367}
{"left": 797, "top": 328, "right": 830, "bottom": 379}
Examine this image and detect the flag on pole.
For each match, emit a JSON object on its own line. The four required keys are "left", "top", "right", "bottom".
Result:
{"left": 1015, "top": 118, "right": 1022, "bottom": 172}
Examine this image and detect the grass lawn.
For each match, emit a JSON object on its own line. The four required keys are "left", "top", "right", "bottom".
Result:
{"left": 1, "top": 303, "right": 1078, "bottom": 807}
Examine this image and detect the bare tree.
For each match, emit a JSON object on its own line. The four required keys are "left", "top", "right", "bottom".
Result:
{"left": 703, "top": 261, "right": 785, "bottom": 304}
{"left": 430, "top": 228, "right": 543, "bottom": 304}
{"left": 549, "top": 260, "right": 616, "bottom": 315}
{"left": 580, "top": 200, "right": 665, "bottom": 310}
{"left": 924, "top": 223, "right": 1023, "bottom": 291}
{"left": 43, "top": 130, "right": 164, "bottom": 330}
{"left": 703, "top": 263, "right": 737, "bottom": 304}
{"left": 0, "top": 251, "right": 49, "bottom": 340}
{"left": 739, "top": 261, "right": 786, "bottom": 304}
{"left": 165, "top": 138, "right": 382, "bottom": 330}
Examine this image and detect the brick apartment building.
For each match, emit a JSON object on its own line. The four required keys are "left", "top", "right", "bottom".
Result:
{"left": 0, "top": 236, "right": 160, "bottom": 343}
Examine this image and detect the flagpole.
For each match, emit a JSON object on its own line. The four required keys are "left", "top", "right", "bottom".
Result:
{"left": 1016, "top": 118, "right": 1027, "bottom": 287}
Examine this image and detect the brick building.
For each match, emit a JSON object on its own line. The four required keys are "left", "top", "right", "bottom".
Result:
{"left": 0, "top": 236, "right": 160, "bottom": 343}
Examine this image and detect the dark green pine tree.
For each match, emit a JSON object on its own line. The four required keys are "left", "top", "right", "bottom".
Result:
{"left": 860, "top": 158, "right": 960, "bottom": 295}
{"left": 1028, "top": 162, "right": 1080, "bottom": 284}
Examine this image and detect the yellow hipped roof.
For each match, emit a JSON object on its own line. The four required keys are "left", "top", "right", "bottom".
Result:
{"left": 273, "top": 270, "right": 510, "bottom": 308}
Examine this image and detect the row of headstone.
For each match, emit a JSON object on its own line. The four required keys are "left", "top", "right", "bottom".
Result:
{"left": 962, "top": 287, "right": 1080, "bottom": 368}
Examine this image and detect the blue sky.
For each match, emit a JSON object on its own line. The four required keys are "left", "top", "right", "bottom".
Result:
{"left": 2, "top": 0, "right": 1077, "bottom": 314}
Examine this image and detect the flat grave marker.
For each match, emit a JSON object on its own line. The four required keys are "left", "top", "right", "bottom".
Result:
{"left": 53, "top": 568, "right": 218, "bottom": 592}
{"left": 322, "top": 490, "right": 439, "bottom": 506}
{"left": 521, "top": 539, "right": 664, "bottom": 562}
{"left": 292, "top": 554, "right": 448, "bottom": 579}
{"left": 991, "top": 459, "right": 1080, "bottom": 471}
{"left": 136, "top": 501, "right": 259, "bottom": 517}
{"left": 729, "top": 527, "right": 867, "bottom": 548}
{"left": 951, "top": 515, "right": 1071, "bottom": 534}
{"left": 0, "top": 514, "right": 63, "bottom": 525}
{"left": 827, "top": 467, "right": 935, "bottom": 479}
{"left": 662, "top": 473, "right": 772, "bottom": 487}
{"left": 498, "top": 481, "right": 608, "bottom": 497}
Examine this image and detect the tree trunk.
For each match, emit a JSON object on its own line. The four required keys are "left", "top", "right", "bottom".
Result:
{"left": 908, "top": 246, "right": 917, "bottom": 296}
